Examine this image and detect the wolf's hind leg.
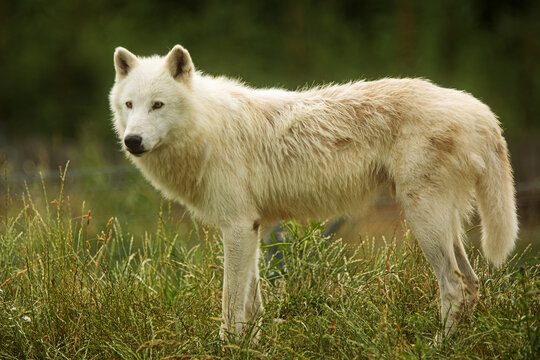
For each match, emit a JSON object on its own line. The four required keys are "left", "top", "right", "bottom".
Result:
{"left": 453, "top": 237, "right": 480, "bottom": 314}
{"left": 400, "top": 191, "right": 470, "bottom": 336}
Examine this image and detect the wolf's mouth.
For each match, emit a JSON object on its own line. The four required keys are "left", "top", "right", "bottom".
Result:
{"left": 127, "top": 148, "right": 148, "bottom": 157}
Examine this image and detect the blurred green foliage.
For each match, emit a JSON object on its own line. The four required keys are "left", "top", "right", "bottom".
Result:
{"left": 0, "top": 0, "right": 539, "bottom": 142}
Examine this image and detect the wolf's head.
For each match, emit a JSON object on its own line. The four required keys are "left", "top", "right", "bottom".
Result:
{"left": 109, "top": 45, "right": 194, "bottom": 157}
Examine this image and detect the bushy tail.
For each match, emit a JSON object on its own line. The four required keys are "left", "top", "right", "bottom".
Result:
{"left": 475, "top": 139, "right": 518, "bottom": 268}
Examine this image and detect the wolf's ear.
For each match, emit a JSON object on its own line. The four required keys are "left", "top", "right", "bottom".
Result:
{"left": 114, "top": 47, "right": 138, "bottom": 79}
{"left": 165, "top": 45, "right": 194, "bottom": 82}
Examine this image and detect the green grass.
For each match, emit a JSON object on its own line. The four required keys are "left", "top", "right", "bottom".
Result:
{"left": 0, "top": 168, "right": 539, "bottom": 359}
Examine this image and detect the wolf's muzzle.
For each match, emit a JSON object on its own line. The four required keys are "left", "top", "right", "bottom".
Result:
{"left": 124, "top": 134, "right": 147, "bottom": 155}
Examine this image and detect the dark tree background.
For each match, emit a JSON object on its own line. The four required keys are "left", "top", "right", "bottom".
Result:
{"left": 0, "top": 0, "right": 539, "bottom": 142}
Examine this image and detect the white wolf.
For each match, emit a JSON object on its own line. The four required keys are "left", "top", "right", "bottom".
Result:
{"left": 109, "top": 45, "right": 518, "bottom": 338}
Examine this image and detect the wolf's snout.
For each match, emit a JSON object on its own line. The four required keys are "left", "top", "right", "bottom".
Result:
{"left": 124, "top": 134, "right": 142, "bottom": 148}
{"left": 124, "top": 134, "right": 146, "bottom": 155}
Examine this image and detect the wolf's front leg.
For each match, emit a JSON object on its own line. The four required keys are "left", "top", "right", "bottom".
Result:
{"left": 220, "top": 221, "right": 260, "bottom": 339}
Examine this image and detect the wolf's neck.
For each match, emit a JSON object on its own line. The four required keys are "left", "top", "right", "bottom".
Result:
{"left": 133, "top": 139, "right": 208, "bottom": 208}
{"left": 192, "top": 73, "right": 293, "bottom": 110}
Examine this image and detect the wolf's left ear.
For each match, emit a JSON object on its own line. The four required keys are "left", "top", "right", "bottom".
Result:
{"left": 165, "top": 45, "right": 194, "bottom": 82}
{"left": 114, "top": 47, "right": 138, "bottom": 79}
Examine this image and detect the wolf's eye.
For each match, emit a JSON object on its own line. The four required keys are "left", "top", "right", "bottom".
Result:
{"left": 125, "top": 101, "right": 132, "bottom": 109}
{"left": 152, "top": 101, "right": 164, "bottom": 110}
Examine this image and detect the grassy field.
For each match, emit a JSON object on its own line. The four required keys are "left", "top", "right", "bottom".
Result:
{"left": 0, "top": 163, "right": 539, "bottom": 359}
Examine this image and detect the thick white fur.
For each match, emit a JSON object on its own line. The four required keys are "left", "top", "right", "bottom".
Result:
{"left": 110, "top": 45, "right": 518, "bottom": 337}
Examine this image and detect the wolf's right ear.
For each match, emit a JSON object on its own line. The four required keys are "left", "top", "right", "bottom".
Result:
{"left": 165, "top": 45, "right": 194, "bottom": 83}
{"left": 114, "top": 47, "right": 138, "bottom": 80}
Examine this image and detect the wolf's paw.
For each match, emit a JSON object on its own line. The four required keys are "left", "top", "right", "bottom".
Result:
{"left": 220, "top": 321, "right": 261, "bottom": 344}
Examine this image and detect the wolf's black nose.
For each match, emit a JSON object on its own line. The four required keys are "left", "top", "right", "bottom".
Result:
{"left": 124, "top": 134, "right": 142, "bottom": 149}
